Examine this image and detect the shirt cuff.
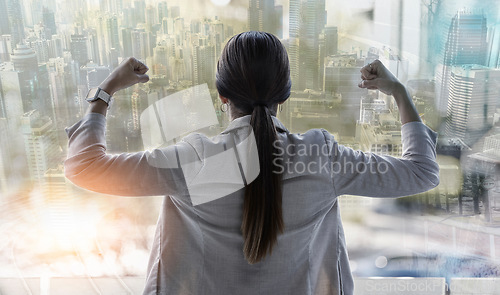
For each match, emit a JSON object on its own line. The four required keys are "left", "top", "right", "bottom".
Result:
{"left": 65, "top": 112, "right": 107, "bottom": 137}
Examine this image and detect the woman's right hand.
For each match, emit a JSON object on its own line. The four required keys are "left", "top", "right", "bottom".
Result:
{"left": 99, "top": 57, "right": 150, "bottom": 96}
{"left": 358, "top": 59, "right": 421, "bottom": 124}
{"left": 358, "top": 59, "right": 402, "bottom": 96}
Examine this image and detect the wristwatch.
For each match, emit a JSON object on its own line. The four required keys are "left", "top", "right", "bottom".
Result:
{"left": 86, "top": 87, "right": 113, "bottom": 108}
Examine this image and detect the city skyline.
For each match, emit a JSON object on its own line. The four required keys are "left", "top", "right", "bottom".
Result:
{"left": 0, "top": 0, "right": 499, "bottom": 285}
{"left": 0, "top": 1, "right": 497, "bottom": 208}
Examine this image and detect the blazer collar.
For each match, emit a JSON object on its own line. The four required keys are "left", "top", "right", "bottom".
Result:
{"left": 221, "top": 115, "right": 289, "bottom": 134}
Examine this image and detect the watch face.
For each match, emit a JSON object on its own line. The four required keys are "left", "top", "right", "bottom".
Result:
{"left": 86, "top": 88, "right": 99, "bottom": 101}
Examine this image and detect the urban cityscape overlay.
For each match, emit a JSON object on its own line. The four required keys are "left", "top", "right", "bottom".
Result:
{"left": 0, "top": 0, "right": 500, "bottom": 292}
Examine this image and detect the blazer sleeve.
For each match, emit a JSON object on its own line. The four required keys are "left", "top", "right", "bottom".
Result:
{"left": 64, "top": 113, "right": 202, "bottom": 197}
{"left": 322, "top": 121, "right": 440, "bottom": 198}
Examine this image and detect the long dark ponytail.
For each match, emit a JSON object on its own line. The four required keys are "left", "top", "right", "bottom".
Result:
{"left": 216, "top": 31, "right": 291, "bottom": 264}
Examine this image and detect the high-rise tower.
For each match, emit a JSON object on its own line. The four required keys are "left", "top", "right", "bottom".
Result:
{"left": 10, "top": 44, "right": 39, "bottom": 112}
{"left": 6, "top": 0, "right": 24, "bottom": 50}
{"left": 0, "top": 0, "right": 10, "bottom": 36}
{"left": 289, "top": 0, "right": 326, "bottom": 90}
{"left": 248, "top": 0, "right": 282, "bottom": 38}
{"left": 436, "top": 11, "right": 488, "bottom": 114}
{"left": 106, "top": 15, "right": 120, "bottom": 55}
{"left": 192, "top": 42, "right": 215, "bottom": 86}
{"left": 70, "top": 34, "right": 89, "bottom": 67}
{"left": 42, "top": 8, "right": 57, "bottom": 36}
{"left": 300, "top": 0, "right": 326, "bottom": 90}
{"left": 288, "top": 0, "right": 301, "bottom": 89}
{"left": 445, "top": 65, "right": 500, "bottom": 142}
{"left": 10, "top": 44, "right": 52, "bottom": 120}
{"left": 21, "top": 109, "right": 58, "bottom": 184}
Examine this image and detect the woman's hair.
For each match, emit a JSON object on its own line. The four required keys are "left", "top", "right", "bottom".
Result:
{"left": 216, "top": 31, "right": 291, "bottom": 264}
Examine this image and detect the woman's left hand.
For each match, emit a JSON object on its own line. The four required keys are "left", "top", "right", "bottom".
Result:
{"left": 99, "top": 57, "right": 150, "bottom": 95}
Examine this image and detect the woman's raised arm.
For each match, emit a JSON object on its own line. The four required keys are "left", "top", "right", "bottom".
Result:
{"left": 324, "top": 60, "right": 439, "bottom": 198}
{"left": 64, "top": 57, "right": 201, "bottom": 197}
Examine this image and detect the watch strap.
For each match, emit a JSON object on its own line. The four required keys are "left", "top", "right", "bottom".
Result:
{"left": 86, "top": 87, "right": 112, "bottom": 106}
{"left": 95, "top": 88, "right": 112, "bottom": 105}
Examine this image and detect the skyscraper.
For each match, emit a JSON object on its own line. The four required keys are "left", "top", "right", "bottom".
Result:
{"left": 153, "top": 45, "right": 169, "bottom": 75}
{"left": 47, "top": 57, "right": 71, "bottom": 127}
{"left": 0, "top": 35, "right": 11, "bottom": 61}
{"left": 122, "top": 7, "right": 136, "bottom": 29}
{"left": 248, "top": 0, "right": 262, "bottom": 31}
{"left": 289, "top": 0, "right": 326, "bottom": 90}
{"left": 158, "top": 1, "right": 169, "bottom": 24}
{"left": 42, "top": 7, "right": 57, "bottom": 36}
{"left": 436, "top": 11, "right": 488, "bottom": 114}
{"left": 11, "top": 44, "right": 38, "bottom": 73}
{"left": 134, "top": 0, "right": 146, "bottom": 24}
{"left": 161, "top": 17, "right": 169, "bottom": 35}
{"left": 48, "top": 35, "right": 63, "bottom": 59}
{"left": 121, "top": 27, "right": 133, "bottom": 57}
{"left": 318, "top": 26, "right": 338, "bottom": 90}
{"left": 108, "top": 47, "right": 119, "bottom": 69}
{"left": 7, "top": 0, "right": 24, "bottom": 50}
{"left": 445, "top": 65, "right": 500, "bottom": 141}
{"left": 487, "top": 24, "right": 500, "bottom": 68}
{"left": 274, "top": 5, "right": 283, "bottom": 38}
{"left": 100, "top": 0, "right": 123, "bottom": 14}
{"left": 146, "top": 5, "right": 157, "bottom": 31}
{"left": 288, "top": 0, "right": 301, "bottom": 90}
{"left": 0, "top": 63, "right": 24, "bottom": 127}
{"left": 324, "top": 26, "right": 338, "bottom": 56}
{"left": 131, "top": 28, "right": 152, "bottom": 61}
{"left": 70, "top": 34, "right": 89, "bottom": 67}
{"left": 106, "top": 15, "right": 120, "bottom": 54}
{"left": 300, "top": 0, "right": 326, "bottom": 90}
{"left": 192, "top": 42, "right": 215, "bottom": 86}
{"left": 10, "top": 43, "right": 52, "bottom": 118}
{"left": 10, "top": 44, "right": 39, "bottom": 112}
{"left": 0, "top": 0, "right": 10, "bottom": 36}
{"left": 213, "top": 17, "right": 225, "bottom": 55}
{"left": 87, "top": 29, "right": 100, "bottom": 64}
{"left": 21, "top": 109, "right": 58, "bottom": 184}
{"left": 29, "top": 39, "right": 50, "bottom": 63}
{"left": 248, "top": 0, "right": 275, "bottom": 33}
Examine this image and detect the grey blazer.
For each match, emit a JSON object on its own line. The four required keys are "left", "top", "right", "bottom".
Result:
{"left": 65, "top": 113, "right": 439, "bottom": 295}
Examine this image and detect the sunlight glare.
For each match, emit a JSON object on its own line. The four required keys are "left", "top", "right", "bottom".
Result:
{"left": 210, "top": 0, "right": 231, "bottom": 7}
